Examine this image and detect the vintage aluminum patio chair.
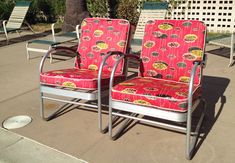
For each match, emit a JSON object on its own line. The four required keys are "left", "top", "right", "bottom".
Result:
{"left": 108, "top": 19, "right": 207, "bottom": 159}
{"left": 39, "top": 18, "right": 130, "bottom": 132}
{"left": 0, "top": 1, "right": 33, "bottom": 43}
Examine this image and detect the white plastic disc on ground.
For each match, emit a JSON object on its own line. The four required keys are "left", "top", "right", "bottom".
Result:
{"left": 2, "top": 115, "right": 32, "bottom": 129}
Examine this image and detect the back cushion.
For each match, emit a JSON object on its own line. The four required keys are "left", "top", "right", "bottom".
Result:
{"left": 76, "top": 18, "right": 130, "bottom": 74}
{"left": 141, "top": 20, "right": 206, "bottom": 85}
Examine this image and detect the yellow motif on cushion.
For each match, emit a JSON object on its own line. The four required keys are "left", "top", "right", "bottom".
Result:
{"left": 144, "top": 41, "right": 155, "bottom": 48}
{"left": 52, "top": 71, "right": 64, "bottom": 74}
{"left": 175, "top": 91, "right": 188, "bottom": 97}
{"left": 88, "top": 64, "right": 98, "bottom": 71}
{"left": 153, "top": 61, "right": 168, "bottom": 70}
{"left": 158, "top": 23, "right": 173, "bottom": 30}
{"left": 62, "top": 81, "right": 76, "bottom": 88}
{"left": 179, "top": 76, "right": 190, "bottom": 83}
{"left": 96, "top": 41, "right": 108, "bottom": 49}
{"left": 94, "top": 30, "right": 104, "bottom": 37}
{"left": 121, "top": 88, "right": 137, "bottom": 94}
{"left": 184, "top": 34, "right": 198, "bottom": 43}
{"left": 133, "top": 100, "right": 150, "bottom": 106}
{"left": 120, "top": 83, "right": 135, "bottom": 86}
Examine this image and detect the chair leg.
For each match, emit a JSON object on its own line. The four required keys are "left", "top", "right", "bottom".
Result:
{"left": 98, "top": 102, "right": 109, "bottom": 134}
{"left": 16, "top": 30, "right": 21, "bottom": 37}
{"left": 40, "top": 91, "right": 82, "bottom": 121}
{"left": 25, "top": 22, "right": 36, "bottom": 34}
{"left": 49, "top": 47, "right": 53, "bottom": 63}
{"left": 40, "top": 92, "right": 46, "bottom": 120}
{"left": 109, "top": 103, "right": 138, "bottom": 140}
{"left": 228, "top": 32, "right": 234, "bottom": 67}
{"left": 26, "top": 42, "right": 30, "bottom": 60}
{"left": 186, "top": 99, "right": 206, "bottom": 160}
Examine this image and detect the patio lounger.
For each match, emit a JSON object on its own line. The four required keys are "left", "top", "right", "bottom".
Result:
{"left": 26, "top": 23, "right": 80, "bottom": 63}
{"left": 108, "top": 20, "right": 207, "bottom": 160}
{"left": 131, "top": 2, "right": 168, "bottom": 53}
{"left": 209, "top": 32, "right": 235, "bottom": 67}
{"left": 0, "top": 1, "right": 33, "bottom": 43}
{"left": 39, "top": 18, "right": 130, "bottom": 133}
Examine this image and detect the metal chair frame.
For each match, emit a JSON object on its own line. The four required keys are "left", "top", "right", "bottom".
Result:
{"left": 40, "top": 48, "right": 129, "bottom": 133}
{"left": 108, "top": 24, "right": 207, "bottom": 160}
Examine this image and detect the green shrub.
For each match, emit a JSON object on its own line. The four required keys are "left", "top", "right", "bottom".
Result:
{"left": 87, "top": 0, "right": 108, "bottom": 17}
{"left": 116, "top": 0, "right": 140, "bottom": 25}
{"left": 0, "top": 0, "right": 14, "bottom": 20}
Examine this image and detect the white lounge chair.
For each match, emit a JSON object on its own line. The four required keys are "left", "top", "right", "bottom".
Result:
{"left": 0, "top": 1, "right": 33, "bottom": 43}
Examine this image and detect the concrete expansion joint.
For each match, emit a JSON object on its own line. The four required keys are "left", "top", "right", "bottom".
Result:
{"left": 0, "top": 137, "right": 24, "bottom": 151}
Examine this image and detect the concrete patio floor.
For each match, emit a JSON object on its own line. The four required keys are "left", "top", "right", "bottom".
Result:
{"left": 0, "top": 32, "right": 235, "bottom": 162}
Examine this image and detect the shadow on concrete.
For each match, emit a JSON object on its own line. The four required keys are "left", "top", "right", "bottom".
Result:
{"left": 206, "top": 47, "right": 232, "bottom": 59}
{"left": 192, "top": 75, "right": 230, "bottom": 157}
{"left": 105, "top": 75, "right": 230, "bottom": 159}
{"left": 0, "top": 30, "right": 52, "bottom": 47}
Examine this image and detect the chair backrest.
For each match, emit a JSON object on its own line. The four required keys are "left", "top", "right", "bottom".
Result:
{"left": 76, "top": 18, "right": 130, "bottom": 74}
{"left": 6, "top": 1, "right": 31, "bottom": 30}
{"left": 132, "top": 2, "right": 168, "bottom": 46}
{"left": 140, "top": 20, "right": 206, "bottom": 85}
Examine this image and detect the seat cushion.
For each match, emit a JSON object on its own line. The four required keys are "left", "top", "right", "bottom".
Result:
{"left": 40, "top": 68, "right": 124, "bottom": 90}
{"left": 112, "top": 77, "right": 201, "bottom": 112}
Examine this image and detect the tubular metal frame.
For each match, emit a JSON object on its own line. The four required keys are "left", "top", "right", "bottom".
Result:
{"left": 108, "top": 55, "right": 206, "bottom": 160}
{"left": 39, "top": 49, "right": 128, "bottom": 133}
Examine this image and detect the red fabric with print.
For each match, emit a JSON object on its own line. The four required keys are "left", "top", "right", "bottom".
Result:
{"left": 76, "top": 18, "right": 130, "bottom": 73}
{"left": 140, "top": 20, "right": 206, "bottom": 84}
{"left": 41, "top": 68, "right": 124, "bottom": 90}
{"left": 40, "top": 18, "right": 130, "bottom": 89}
{"left": 112, "top": 77, "right": 201, "bottom": 112}
{"left": 112, "top": 20, "right": 206, "bottom": 112}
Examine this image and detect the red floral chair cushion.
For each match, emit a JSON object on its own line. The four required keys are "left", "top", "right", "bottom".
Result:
{"left": 40, "top": 18, "right": 130, "bottom": 89}
{"left": 41, "top": 68, "right": 124, "bottom": 90}
{"left": 112, "top": 20, "right": 206, "bottom": 112}
{"left": 112, "top": 77, "right": 201, "bottom": 112}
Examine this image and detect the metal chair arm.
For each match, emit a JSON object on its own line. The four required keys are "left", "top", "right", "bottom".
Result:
{"left": 187, "top": 61, "right": 200, "bottom": 114}
{"left": 51, "top": 23, "right": 56, "bottom": 42}
{"left": 98, "top": 51, "right": 130, "bottom": 132}
{"left": 3, "top": 20, "right": 7, "bottom": 32}
{"left": 39, "top": 46, "right": 78, "bottom": 74}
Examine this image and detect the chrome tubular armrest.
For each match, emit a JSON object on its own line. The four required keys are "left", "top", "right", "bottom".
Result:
{"left": 3, "top": 20, "right": 7, "bottom": 33}
{"left": 98, "top": 51, "right": 125, "bottom": 94}
{"left": 98, "top": 51, "right": 125, "bottom": 131}
{"left": 76, "top": 25, "right": 80, "bottom": 44}
{"left": 187, "top": 62, "right": 200, "bottom": 115}
{"left": 51, "top": 23, "right": 56, "bottom": 42}
{"left": 39, "top": 46, "right": 78, "bottom": 74}
{"left": 107, "top": 53, "right": 141, "bottom": 91}
{"left": 109, "top": 55, "right": 126, "bottom": 98}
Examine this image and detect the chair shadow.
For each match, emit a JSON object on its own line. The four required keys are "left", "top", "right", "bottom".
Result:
{"left": 206, "top": 46, "right": 232, "bottom": 59}
{"left": 110, "top": 75, "right": 230, "bottom": 159}
{"left": 0, "top": 30, "right": 52, "bottom": 47}
{"left": 192, "top": 75, "right": 230, "bottom": 157}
